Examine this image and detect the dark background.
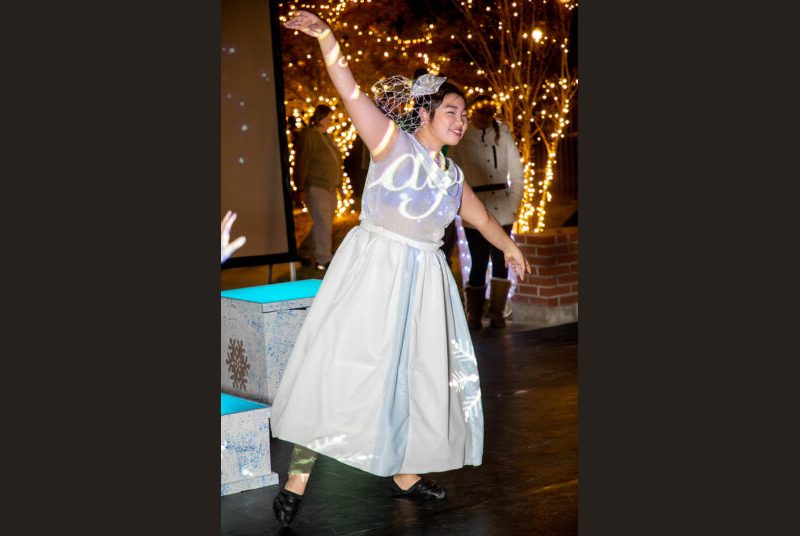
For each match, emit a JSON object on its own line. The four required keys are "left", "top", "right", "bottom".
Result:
{"left": 4, "top": 0, "right": 798, "bottom": 534}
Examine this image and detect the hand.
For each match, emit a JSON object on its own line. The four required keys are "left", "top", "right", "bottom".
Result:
{"left": 504, "top": 243, "right": 531, "bottom": 282}
{"left": 221, "top": 210, "right": 246, "bottom": 263}
{"left": 283, "top": 10, "right": 331, "bottom": 39}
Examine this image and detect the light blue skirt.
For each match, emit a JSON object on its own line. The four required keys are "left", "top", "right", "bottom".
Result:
{"left": 270, "top": 223, "right": 484, "bottom": 476}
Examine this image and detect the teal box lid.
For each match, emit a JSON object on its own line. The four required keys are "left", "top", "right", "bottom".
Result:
{"left": 221, "top": 279, "right": 322, "bottom": 304}
{"left": 221, "top": 393, "right": 267, "bottom": 415}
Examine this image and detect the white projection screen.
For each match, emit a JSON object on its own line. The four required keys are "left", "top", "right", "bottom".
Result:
{"left": 221, "top": 0, "right": 295, "bottom": 267}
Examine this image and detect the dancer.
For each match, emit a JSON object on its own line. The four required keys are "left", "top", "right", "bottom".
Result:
{"left": 270, "top": 10, "right": 531, "bottom": 526}
{"left": 448, "top": 96, "right": 525, "bottom": 329}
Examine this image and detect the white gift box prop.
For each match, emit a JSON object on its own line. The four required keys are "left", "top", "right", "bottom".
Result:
{"left": 221, "top": 279, "right": 322, "bottom": 404}
{"left": 220, "top": 393, "right": 278, "bottom": 495}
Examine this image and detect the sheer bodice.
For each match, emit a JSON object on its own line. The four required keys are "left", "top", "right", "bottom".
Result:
{"left": 359, "top": 130, "right": 464, "bottom": 244}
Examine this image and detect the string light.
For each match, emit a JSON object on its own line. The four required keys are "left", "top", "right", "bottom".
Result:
{"left": 448, "top": 0, "right": 578, "bottom": 233}
{"left": 277, "top": 0, "right": 577, "bottom": 230}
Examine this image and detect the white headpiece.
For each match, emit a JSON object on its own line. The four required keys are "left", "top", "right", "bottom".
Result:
{"left": 371, "top": 74, "right": 447, "bottom": 134}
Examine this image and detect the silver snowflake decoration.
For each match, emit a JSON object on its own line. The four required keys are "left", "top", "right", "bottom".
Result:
{"left": 449, "top": 371, "right": 480, "bottom": 392}
{"left": 463, "top": 389, "right": 483, "bottom": 423}
{"left": 451, "top": 338, "right": 478, "bottom": 366}
{"left": 225, "top": 338, "right": 250, "bottom": 390}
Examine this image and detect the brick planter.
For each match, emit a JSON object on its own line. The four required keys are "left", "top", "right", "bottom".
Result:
{"left": 512, "top": 226, "right": 578, "bottom": 327}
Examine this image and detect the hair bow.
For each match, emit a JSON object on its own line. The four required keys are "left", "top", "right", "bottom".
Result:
{"left": 411, "top": 74, "right": 447, "bottom": 97}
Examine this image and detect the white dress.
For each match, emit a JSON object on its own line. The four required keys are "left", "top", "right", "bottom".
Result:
{"left": 270, "top": 130, "right": 484, "bottom": 477}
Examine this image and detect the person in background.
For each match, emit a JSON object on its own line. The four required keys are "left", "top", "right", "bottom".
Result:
{"left": 295, "top": 104, "right": 342, "bottom": 270}
{"left": 448, "top": 95, "right": 525, "bottom": 329}
{"left": 343, "top": 134, "right": 369, "bottom": 213}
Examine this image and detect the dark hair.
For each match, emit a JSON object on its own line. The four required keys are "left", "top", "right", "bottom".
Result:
{"left": 471, "top": 95, "right": 494, "bottom": 109}
{"left": 309, "top": 104, "right": 332, "bottom": 126}
{"left": 470, "top": 95, "right": 500, "bottom": 144}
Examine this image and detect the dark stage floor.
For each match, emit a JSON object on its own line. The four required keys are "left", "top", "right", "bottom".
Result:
{"left": 221, "top": 322, "right": 578, "bottom": 535}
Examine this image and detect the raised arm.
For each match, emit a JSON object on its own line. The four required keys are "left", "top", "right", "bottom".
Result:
{"left": 284, "top": 11, "right": 398, "bottom": 161}
{"left": 459, "top": 181, "right": 531, "bottom": 281}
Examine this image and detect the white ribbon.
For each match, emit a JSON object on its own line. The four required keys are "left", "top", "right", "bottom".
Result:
{"left": 410, "top": 74, "right": 446, "bottom": 97}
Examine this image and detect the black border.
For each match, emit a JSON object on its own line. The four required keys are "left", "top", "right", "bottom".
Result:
{"left": 223, "top": 0, "right": 298, "bottom": 270}
{"left": 580, "top": 1, "right": 797, "bottom": 534}
{"left": 14, "top": 0, "right": 222, "bottom": 533}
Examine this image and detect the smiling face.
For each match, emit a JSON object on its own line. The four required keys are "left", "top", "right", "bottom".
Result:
{"left": 421, "top": 92, "right": 468, "bottom": 147}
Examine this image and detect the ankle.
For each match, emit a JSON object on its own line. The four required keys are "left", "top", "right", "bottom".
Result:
{"left": 285, "top": 473, "right": 309, "bottom": 495}
{"left": 392, "top": 473, "right": 421, "bottom": 490}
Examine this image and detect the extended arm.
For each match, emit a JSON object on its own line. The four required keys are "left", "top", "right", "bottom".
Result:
{"left": 459, "top": 181, "right": 531, "bottom": 280}
{"left": 284, "top": 11, "right": 398, "bottom": 161}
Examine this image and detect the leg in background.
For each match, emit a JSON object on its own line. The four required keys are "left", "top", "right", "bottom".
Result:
{"left": 298, "top": 209, "right": 314, "bottom": 264}
{"left": 464, "top": 227, "right": 491, "bottom": 330}
{"left": 488, "top": 225, "right": 513, "bottom": 328}
{"left": 464, "top": 227, "right": 491, "bottom": 287}
{"left": 306, "top": 186, "right": 335, "bottom": 267}
{"left": 488, "top": 225, "right": 514, "bottom": 280}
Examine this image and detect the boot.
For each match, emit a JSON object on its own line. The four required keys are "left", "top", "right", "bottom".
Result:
{"left": 488, "top": 278, "right": 512, "bottom": 328}
{"left": 464, "top": 286, "right": 486, "bottom": 330}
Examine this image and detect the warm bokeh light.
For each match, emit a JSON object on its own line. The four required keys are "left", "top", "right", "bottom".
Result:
{"left": 278, "top": 0, "right": 578, "bottom": 229}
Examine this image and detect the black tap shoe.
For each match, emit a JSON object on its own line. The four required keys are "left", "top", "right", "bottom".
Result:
{"left": 272, "top": 488, "right": 303, "bottom": 526}
{"left": 389, "top": 477, "right": 448, "bottom": 501}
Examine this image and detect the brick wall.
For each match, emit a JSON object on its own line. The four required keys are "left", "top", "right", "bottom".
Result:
{"left": 512, "top": 227, "right": 578, "bottom": 326}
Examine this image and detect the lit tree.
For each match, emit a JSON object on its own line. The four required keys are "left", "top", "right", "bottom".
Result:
{"left": 431, "top": 0, "right": 578, "bottom": 232}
